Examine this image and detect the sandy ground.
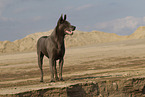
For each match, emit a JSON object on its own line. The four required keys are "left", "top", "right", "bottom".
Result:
{"left": 0, "top": 39, "right": 145, "bottom": 94}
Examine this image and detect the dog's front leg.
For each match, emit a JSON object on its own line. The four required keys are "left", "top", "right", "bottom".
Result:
{"left": 49, "top": 59, "right": 55, "bottom": 82}
{"left": 53, "top": 60, "right": 59, "bottom": 81}
{"left": 59, "top": 59, "right": 64, "bottom": 81}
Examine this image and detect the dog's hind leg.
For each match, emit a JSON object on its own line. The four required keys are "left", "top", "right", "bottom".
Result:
{"left": 38, "top": 52, "right": 44, "bottom": 82}
{"left": 59, "top": 59, "right": 64, "bottom": 81}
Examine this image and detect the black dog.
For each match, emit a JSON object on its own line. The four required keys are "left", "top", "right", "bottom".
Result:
{"left": 37, "top": 14, "right": 76, "bottom": 82}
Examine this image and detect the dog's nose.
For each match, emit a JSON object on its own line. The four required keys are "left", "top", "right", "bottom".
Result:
{"left": 72, "top": 26, "right": 76, "bottom": 31}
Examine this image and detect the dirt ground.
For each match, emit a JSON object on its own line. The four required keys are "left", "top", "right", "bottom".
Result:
{"left": 1, "top": 39, "right": 145, "bottom": 95}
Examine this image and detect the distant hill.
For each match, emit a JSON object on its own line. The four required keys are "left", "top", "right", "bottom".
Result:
{"left": 0, "top": 26, "right": 145, "bottom": 54}
{"left": 128, "top": 26, "right": 145, "bottom": 39}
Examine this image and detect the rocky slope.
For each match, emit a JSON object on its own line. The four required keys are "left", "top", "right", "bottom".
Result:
{"left": 1, "top": 77, "right": 145, "bottom": 97}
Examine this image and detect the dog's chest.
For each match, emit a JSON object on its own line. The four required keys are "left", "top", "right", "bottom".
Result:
{"left": 55, "top": 45, "right": 65, "bottom": 59}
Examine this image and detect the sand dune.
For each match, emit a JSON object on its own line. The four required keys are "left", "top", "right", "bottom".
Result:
{"left": 0, "top": 26, "right": 145, "bottom": 53}
{"left": 128, "top": 26, "right": 145, "bottom": 39}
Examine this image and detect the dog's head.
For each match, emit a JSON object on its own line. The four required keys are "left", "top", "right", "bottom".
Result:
{"left": 57, "top": 14, "right": 76, "bottom": 35}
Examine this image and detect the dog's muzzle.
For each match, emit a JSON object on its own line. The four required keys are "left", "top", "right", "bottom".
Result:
{"left": 65, "top": 26, "right": 76, "bottom": 35}
{"left": 65, "top": 30, "right": 73, "bottom": 35}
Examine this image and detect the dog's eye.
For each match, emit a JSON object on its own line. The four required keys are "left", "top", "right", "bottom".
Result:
{"left": 64, "top": 24, "right": 68, "bottom": 28}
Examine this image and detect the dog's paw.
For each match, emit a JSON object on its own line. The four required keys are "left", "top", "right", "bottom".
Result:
{"left": 50, "top": 79, "right": 55, "bottom": 82}
{"left": 59, "top": 78, "right": 64, "bottom": 81}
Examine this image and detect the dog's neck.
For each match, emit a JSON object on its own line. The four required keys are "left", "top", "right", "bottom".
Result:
{"left": 51, "top": 28, "right": 65, "bottom": 47}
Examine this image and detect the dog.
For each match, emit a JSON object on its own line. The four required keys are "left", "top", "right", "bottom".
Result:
{"left": 37, "top": 14, "right": 76, "bottom": 82}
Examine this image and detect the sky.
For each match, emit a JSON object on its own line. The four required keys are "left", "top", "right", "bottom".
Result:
{"left": 0, "top": 0, "right": 145, "bottom": 41}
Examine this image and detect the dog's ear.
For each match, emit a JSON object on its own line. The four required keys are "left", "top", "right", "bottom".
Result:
{"left": 58, "top": 14, "right": 63, "bottom": 24}
{"left": 64, "top": 14, "right": 67, "bottom": 21}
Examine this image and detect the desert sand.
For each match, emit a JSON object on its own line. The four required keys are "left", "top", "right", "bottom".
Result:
{"left": 0, "top": 27, "right": 145, "bottom": 96}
